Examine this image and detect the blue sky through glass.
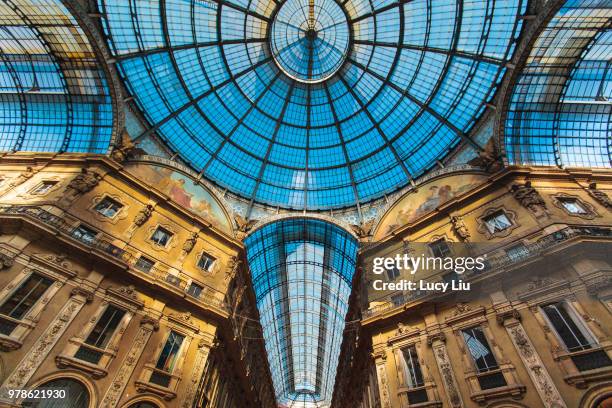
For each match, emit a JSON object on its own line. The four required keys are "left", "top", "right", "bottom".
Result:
{"left": 98, "top": 0, "right": 526, "bottom": 209}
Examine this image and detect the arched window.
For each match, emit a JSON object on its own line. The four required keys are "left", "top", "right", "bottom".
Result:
{"left": 22, "top": 378, "right": 89, "bottom": 408}
{"left": 128, "top": 402, "right": 159, "bottom": 408}
{"left": 594, "top": 395, "right": 612, "bottom": 408}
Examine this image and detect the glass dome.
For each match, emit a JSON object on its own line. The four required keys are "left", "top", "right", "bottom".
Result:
{"left": 99, "top": 0, "right": 527, "bottom": 209}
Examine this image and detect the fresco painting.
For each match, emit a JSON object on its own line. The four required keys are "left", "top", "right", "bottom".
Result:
{"left": 375, "top": 174, "right": 486, "bottom": 239}
{"left": 128, "top": 163, "right": 231, "bottom": 233}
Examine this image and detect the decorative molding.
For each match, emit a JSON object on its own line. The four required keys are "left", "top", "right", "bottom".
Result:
{"left": 89, "top": 194, "right": 130, "bottom": 224}
{"left": 550, "top": 193, "right": 598, "bottom": 220}
{"left": 587, "top": 182, "right": 611, "bottom": 210}
{"left": 0, "top": 252, "right": 15, "bottom": 270}
{"left": 180, "top": 340, "right": 211, "bottom": 408}
{"left": 450, "top": 215, "right": 471, "bottom": 242}
{"left": 431, "top": 341, "right": 464, "bottom": 408}
{"left": 506, "top": 323, "right": 566, "bottom": 408}
{"left": 167, "top": 312, "right": 200, "bottom": 333}
{"left": 106, "top": 285, "right": 144, "bottom": 309}
{"left": 445, "top": 303, "right": 486, "bottom": 327}
{"left": 375, "top": 362, "right": 391, "bottom": 408}
{"left": 510, "top": 181, "right": 549, "bottom": 219}
{"left": 476, "top": 207, "right": 519, "bottom": 239}
{"left": 517, "top": 277, "right": 570, "bottom": 304}
{"left": 59, "top": 169, "right": 102, "bottom": 207}
{"left": 387, "top": 323, "right": 420, "bottom": 345}
{"left": 100, "top": 317, "right": 158, "bottom": 407}
{"left": 1, "top": 296, "right": 85, "bottom": 390}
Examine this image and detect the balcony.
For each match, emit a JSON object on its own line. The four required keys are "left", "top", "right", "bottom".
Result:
{"left": 0, "top": 205, "right": 228, "bottom": 313}
{"left": 363, "top": 226, "right": 612, "bottom": 319}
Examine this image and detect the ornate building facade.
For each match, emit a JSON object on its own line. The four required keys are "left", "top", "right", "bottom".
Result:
{"left": 0, "top": 0, "right": 609, "bottom": 407}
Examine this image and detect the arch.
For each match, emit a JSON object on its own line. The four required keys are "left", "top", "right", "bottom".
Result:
{"left": 486, "top": 401, "right": 531, "bottom": 408}
{"left": 21, "top": 371, "right": 96, "bottom": 408}
{"left": 124, "top": 157, "right": 234, "bottom": 235}
{"left": 373, "top": 168, "right": 488, "bottom": 240}
{"left": 121, "top": 395, "right": 166, "bottom": 408}
{"left": 501, "top": 0, "right": 612, "bottom": 168}
{"left": 579, "top": 382, "right": 612, "bottom": 408}
{"left": 0, "top": 0, "right": 116, "bottom": 154}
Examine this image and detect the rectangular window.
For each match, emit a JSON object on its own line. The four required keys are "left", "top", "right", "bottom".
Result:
{"left": 506, "top": 243, "right": 529, "bottom": 261}
{"left": 74, "top": 305, "right": 125, "bottom": 364}
{"left": 151, "top": 227, "right": 172, "bottom": 246}
{"left": 155, "top": 331, "right": 185, "bottom": 373}
{"left": 401, "top": 346, "right": 425, "bottom": 388}
{"left": 542, "top": 302, "right": 593, "bottom": 352}
{"left": 197, "top": 253, "right": 215, "bottom": 272}
{"left": 386, "top": 266, "right": 400, "bottom": 281}
{"left": 0, "top": 274, "right": 53, "bottom": 334}
{"left": 134, "top": 256, "right": 155, "bottom": 273}
{"left": 429, "top": 238, "right": 451, "bottom": 258}
{"left": 483, "top": 211, "right": 512, "bottom": 234}
{"left": 30, "top": 180, "right": 57, "bottom": 195}
{"left": 186, "top": 283, "right": 203, "bottom": 298}
{"left": 462, "top": 326, "right": 499, "bottom": 373}
{"left": 72, "top": 225, "right": 98, "bottom": 244}
{"left": 94, "top": 197, "right": 123, "bottom": 218}
{"left": 558, "top": 197, "right": 587, "bottom": 214}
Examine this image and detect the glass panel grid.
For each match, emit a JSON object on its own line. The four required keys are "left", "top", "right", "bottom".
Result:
{"left": 98, "top": 0, "right": 525, "bottom": 209}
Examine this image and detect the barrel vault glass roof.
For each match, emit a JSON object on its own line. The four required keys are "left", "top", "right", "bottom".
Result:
{"left": 0, "top": 0, "right": 113, "bottom": 154}
{"left": 98, "top": 0, "right": 527, "bottom": 210}
{"left": 505, "top": 0, "right": 612, "bottom": 168}
{"left": 244, "top": 219, "right": 358, "bottom": 407}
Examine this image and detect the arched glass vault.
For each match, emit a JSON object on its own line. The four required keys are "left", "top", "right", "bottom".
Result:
{"left": 244, "top": 218, "right": 358, "bottom": 407}
{"left": 98, "top": 0, "right": 527, "bottom": 210}
{"left": 504, "top": 0, "right": 611, "bottom": 168}
{"left": 0, "top": 0, "right": 114, "bottom": 154}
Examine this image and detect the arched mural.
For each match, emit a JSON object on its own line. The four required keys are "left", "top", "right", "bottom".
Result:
{"left": 126, "top": 161, "right": 232, "bottom": 234}
{"left": 374, "top": 172, "right": 488, "bottom": 239}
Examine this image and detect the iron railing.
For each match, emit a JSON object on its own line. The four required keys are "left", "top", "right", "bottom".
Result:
{"left": 0, "top": 205, "right": 228, "bottom": 312}
{"left": 363, "top": 226, "right": 611, "bottom": 318}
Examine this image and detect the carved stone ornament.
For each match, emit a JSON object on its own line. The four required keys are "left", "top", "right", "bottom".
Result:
{"left": 587, "top": 183, "right": 611, "bottom": 210}
{"left": 511, "top": 181, "right": 549, "bottom": 218}
{"left": 467, "top": 137, "right": 503, "bottom": 173}
{"left": 225, "top": 255, "right": 241, "bottom": 281}
{"left": 133, "top": 204, "right": 154, "bottom": 227}
{"left": 70, "top": 286, "right": 94, "bottom": 303}
{"left": 453, "top": 302, "right": 471, "bottom": 316}
{"left": 507, "top": 324, "right": 566, "bottom": 407}
{"left": 110, "top": 129, "right": 142, "bottom": 163}
{"left": 234, "top": 214, "right": 257, "bottom": 237}
{"left": 8, "top": 166, "right": 37, "bottom": 188}
{"left": 350, "top": 219, "right": 375, "bottom": 239}
{"left": 66, "top": 168, "right": 102, "bottom": 195}
{"left": 182, "top": 231, "right": 199, "bottom": 255}
{"left": 1, "top": 298, "right": 84, "bottom": 390}
{"left": 433, "top": 343, "right": 463, "bottom": 407}
{"left": 376, "top": 363, "right": 391, "bottom": 408}
{"left": 450, "top": 215, "right": 470, "bottom": 241}
{"left": 0, "top": 252, "right": 15, "bottom": 270}
{"left": 180, "top": 340, "right": 211, "bottom": 408}
{"left": 101, "top": 321, "right": 157, "bottom": 407}
{"left": 168, "top": 312, "right": 199, "bottom": 332}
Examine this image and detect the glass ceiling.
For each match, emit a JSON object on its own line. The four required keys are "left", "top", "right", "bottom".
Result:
{"left": 0, "top": 0, "right": 113, "bottom": 154}
{"left": 244, "top": 219, "right": 358, "bottom": 407}
{"left": 505, "top": 0, "right": 611, "bottom": 168}
{"left": 98, "top": 0, "right": 527, "bottom": 210}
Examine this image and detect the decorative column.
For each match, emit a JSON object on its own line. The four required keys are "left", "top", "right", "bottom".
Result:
{"left": 372, "top": 347, "right": 391, "bottom": 408}
{"left": 100, "top": 316, "right": 159, "bottom": 408}
{"left": 497, "top": 309, "right": 566, "bottom": 408}
{"left": 0, "top": 288, "right": 92, "bottom": 393}
{"left": 427, "top": 332, "right": 464, "bottom": 408}
{"left": 180, "top": 337, "right": 212, "bottom": 408}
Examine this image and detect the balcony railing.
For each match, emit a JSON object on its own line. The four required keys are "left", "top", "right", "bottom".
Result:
{"left": 0, "top": 205, "right": 228, "bottom": 312}
{"left": 363, "top": 226, "right": 612, "bottom": 319}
